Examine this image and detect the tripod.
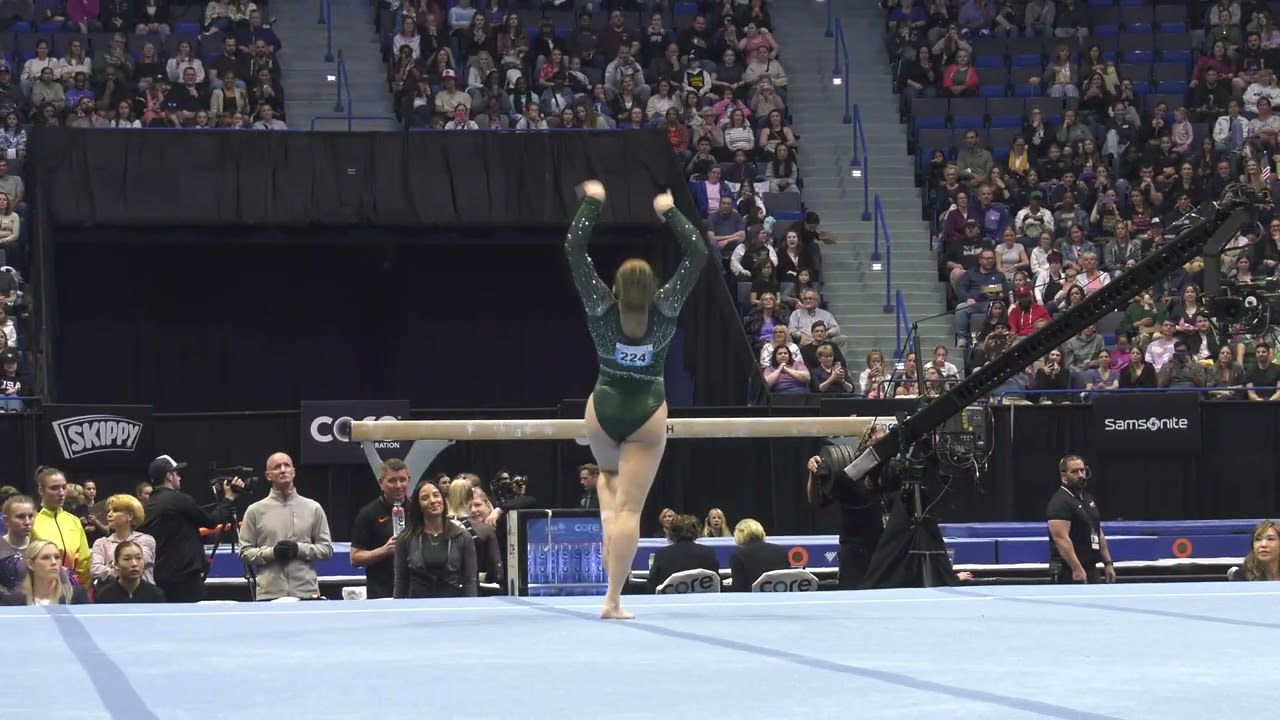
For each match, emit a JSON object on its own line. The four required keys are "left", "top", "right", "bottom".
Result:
{"left": 859, "top": 442, "right": 959, "bottom": 590}
{"left": 203, "top": 502, "right": 258, "bottom": 601}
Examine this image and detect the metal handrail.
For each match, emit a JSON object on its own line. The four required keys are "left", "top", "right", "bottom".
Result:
{"left": 849, "top": 104, "right": 870, "bottom": 221}
{"left": 323, "top": 0, "right": 334, "bottom": 62}
{"left": 317, "top": 0, "right": 325, "bottom": 25}
{"left": 996, "top": 386, "right": 1247, "bottom": 401}
{"left": 872, "top": 194, "right": 893, "bottom": 313}
{"left": 833, "top": 16, "right": 850, "bottom": 124}
{"left": 895, "top": 289, "right": 911, "bottom": 358}
{"left": 333, "top": 50, "right": 350, "bottom": 113}
{"left": 824, "top": 0, "right": 832, "bottom": 38}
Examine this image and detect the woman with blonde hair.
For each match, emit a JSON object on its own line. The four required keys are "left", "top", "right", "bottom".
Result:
{"left": 728, "top": 518, "right": 789, "bottom": 591}
{"left": 567, "top": 180, "right": 707, "bottom": 619}
{"left": 1, "top": 540, "right": 89, "bottom": 605}
{"left": 1231, "top": 520, "right": 1279, "bottom": 581}
{"left": 702, "top": 508, "right": 730, "bottom": 537}
{"left": 90, "top": 494, "right": 157, "bottom": 591}
{"left": 446, "top": 477, "right": 472, "bottom": 519}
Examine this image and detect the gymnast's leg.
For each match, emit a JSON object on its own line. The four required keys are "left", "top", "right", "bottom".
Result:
{"left": 584, "top": 394, "right": 621, "bottom": 596}
{"left": 594, "top": 402, "right": 668, "bottom": 620}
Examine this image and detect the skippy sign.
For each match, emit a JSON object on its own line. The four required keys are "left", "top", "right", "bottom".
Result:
{"left": 43, "top": 404, "right": 153, "bottom": 469}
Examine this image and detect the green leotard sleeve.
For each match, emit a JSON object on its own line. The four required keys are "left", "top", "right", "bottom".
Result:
{"left": 564, "top": 196, "right": 613, "bottom": 318}
{"left": 654, "top": 206, "right": 709, "bottom": 318}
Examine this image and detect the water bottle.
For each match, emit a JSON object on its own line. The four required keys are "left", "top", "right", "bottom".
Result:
{"left": 391, "top": 502, "right": 405, "bottom": 536}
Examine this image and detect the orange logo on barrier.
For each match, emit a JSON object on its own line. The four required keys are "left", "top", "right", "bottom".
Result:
{"left": 788, "top": 546, "right": 809, "bottom": 567}
{"left": 1172, "top": 538, "right": 1193, "bottom": 558}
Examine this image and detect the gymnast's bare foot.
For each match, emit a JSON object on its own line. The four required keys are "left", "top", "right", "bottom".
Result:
{"left": 653, "top": 191, "right": 675, "bottom": 216}
{"left": 579, "top": 180, "right": 607, "bottom": 202}
{"left": 600, "top": 603, "right": 635, "bottom": 620}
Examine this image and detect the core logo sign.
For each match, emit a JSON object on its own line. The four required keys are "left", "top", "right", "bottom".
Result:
{"left": 51, "top": 415, "right": 143, "bottom": 459}
{"left": 1102, "top": 416, "right": 1190, "bottom": 432}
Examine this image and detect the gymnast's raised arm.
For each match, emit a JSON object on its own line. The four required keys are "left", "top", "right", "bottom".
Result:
{"left": 653, "top": 203, "right": 709, "bottom": 317}
{"left": 564, "top": 194, "right": 614, "bottom": 318}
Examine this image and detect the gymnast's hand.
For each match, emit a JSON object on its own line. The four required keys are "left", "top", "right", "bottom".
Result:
{"left": 578, "top": 180, "right": 606, "bottom": 202}
{"left": 806, "top": 456, "right": 822, "bottom": 475}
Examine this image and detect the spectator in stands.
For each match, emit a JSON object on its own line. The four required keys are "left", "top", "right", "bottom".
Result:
{"left": 1207, "top": 345, "right": 1245, "bottom": 398}
{"left": 0, "top": 540, "right": 89, "bottom": 605}
{"left": 728, "top": 518, "right": 788, "bottom": 592}
{"left": 1246, "top": 343, "right": 1280, "bottom": 400}
{"left": 578, "top": 464, "right": 599, "bottom": 510}
{"left": 954, "top": 249, "right": 1007, "bottom": 346}
{"left": 89, "top": 494, "right": 155, "bottom": 592}
{"left": 705, "top": 193, "right": 745, "bottom": 254}
{"left": 800, "top": 321, "right": 845, "bottom": 369}
{"left": 1009, "top": 284, "right": 1049, "bottom": 336}
{"left": 647, "top": 513, "right": 718, "bottom": 592}
{"left": 31, "top": 67, "right": 64, "bottom": 115}
{"left": 1158, "top": 341, "right": 1206, "bottom": 388}
{"left": 731, "top": 226, "right": 775, "bottom": 281}
{"left": 1029, "top": 348, "right": 1070, "bottom": 403}
{"left": 790, "top": 289, "right": 844, "bottom": 347}
{"left": 812, "top": 346, "right": 853, "bottom": 394}
{"left": 1063, "top": 324, "right": 1103, "bottom": 384}
{"left": 1145, "top": 319, "right": 1179, "bottom": 372}
{"left": 742, "top": 45, "right": 786, "bottom": 95}
{"left": 923, "top": 346, "right": 959, "bottom": 378}
{"left": 758, "top": 324, "right": 799, "bottom": 369}
{"left": 239, "top": 453, "right": 333, "bottom": 601}
{"left": 764, "top": 345, "right": 809, "bottom": 394}
{"left": 237, "top": 9, "right": 276, "bottom": 55}
{"left": 395, "top": 16, "right": 423, "bottom": 60}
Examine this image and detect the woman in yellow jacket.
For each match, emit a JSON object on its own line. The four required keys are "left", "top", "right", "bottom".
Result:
{"left": 30, "top": 468, "right": 91, "bottom": 589}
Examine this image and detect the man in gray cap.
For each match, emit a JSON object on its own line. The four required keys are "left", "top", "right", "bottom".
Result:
{"left": 137, "top": 455, "right": 242, "bottom": 603}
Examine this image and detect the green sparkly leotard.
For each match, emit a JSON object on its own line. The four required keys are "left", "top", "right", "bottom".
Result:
{"left": 565, "top": 196, "right": 708, "bottom": 443}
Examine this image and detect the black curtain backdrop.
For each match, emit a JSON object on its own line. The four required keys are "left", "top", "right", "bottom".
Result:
{"left": 988, "top": 403, "right": 1280, "bottom": 521}
{"left": 30, "top": 128, "right": 760, "bottom": 411}
{"left": 4, "top": 404, "right": 1276, "bottom": 542}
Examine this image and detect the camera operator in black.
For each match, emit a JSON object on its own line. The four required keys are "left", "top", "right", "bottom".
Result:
{"left": 1047, "top": 454, "right": 1116, "bottom": 585}
{"left": 805, "top": 433, "right": 888, "bottom": 590}
{"left": 138, "top": 455, "right": 243, "bottom": 603}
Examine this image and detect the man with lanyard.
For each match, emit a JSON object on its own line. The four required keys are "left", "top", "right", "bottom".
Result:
{"left": 349, "top": 458, "right": 410, "bottom": 600}
{"left": 1046, "top": 454, "right": 1116, "bottom": 584}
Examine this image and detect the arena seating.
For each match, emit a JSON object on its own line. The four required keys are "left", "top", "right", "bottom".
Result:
{"left": 882, "top": 0, "right": 1280, "bottom": 397}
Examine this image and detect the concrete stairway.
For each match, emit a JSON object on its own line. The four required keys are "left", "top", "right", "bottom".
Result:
{"left": 272, "top": 0, "right": 397, "bottom": 130}
{"left": 768, "top": 0, "right": 951, "bottom": 365}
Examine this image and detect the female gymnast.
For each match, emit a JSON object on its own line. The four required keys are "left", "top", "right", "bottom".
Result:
{"left": 565, "top": 180, "right": 707, "bottom": 619}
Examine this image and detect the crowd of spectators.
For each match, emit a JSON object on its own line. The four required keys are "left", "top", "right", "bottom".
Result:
{"left": 0, "top": 0, "right": 291, "bottom": 411}
{"left": 885, "top": 0, "right": 1280, "bottom": 403}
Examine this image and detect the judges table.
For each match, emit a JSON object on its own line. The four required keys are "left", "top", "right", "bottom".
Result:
{"left": 205, "top": 519, "right": 1258, "bottom": 583}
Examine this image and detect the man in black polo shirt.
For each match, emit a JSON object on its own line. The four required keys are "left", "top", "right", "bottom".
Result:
{"left": 349, "top": 458, "right": 410, "bottom": 599}
{"left": 1047, "top": 454, "right": 1115, "bottom": 584}
{"left": 1246, "top": 343, "right": 1280, "bottom": 401}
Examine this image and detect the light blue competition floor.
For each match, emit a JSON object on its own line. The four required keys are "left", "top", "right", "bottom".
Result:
{"left": 5, "top": 582, "right": 1276, "bottom": 720}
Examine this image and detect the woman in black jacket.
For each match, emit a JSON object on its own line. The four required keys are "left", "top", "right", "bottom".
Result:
{"left": 394, "top": 480, "right": 477, "bottom": 598}
{"left": 647, "top": 514, "right": 719, "bottom": 592}
{"left": 728, "top": 518, "right": 789, "bottom": 592}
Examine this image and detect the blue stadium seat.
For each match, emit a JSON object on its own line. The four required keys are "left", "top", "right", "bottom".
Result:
{"left": 1117, "top": 33, "right": 1155, "bottom": 64}
{"left": 1010, "top": 66, "right": 1040, "bottom": 97}
{"left": 987, "top": 97, "right": 1024, "bottom": 128}
{"left": 1158, "top": 33, "right": 1193, "bottom": 64}
{"left": 35, "top": 21, "right": 61, "bottom": 34}
{"left": 950, "top": 98, "right": 986, "bottom": 130}
{"left": 175, "top": 22, "right": 201, "bottom": 36}
{"left": 1091, "top": 8, "right": 1121, "bottom": 35}
{"left": 1007, "top": 38, "right": 1043, "bottom": 68}
{"left": 912, "top": 98, "right": 949, "bottom": 131}
{"left": 1119, "top": 7, "right": 1153, "bottom": 33}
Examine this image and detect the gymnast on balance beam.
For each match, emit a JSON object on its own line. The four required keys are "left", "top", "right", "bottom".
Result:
{"left": 566, "top": 180, "right": 707, "bottom": 620}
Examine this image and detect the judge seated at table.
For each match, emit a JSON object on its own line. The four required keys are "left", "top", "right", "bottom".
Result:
{"left": 728, "top": 518, "right": 790, "bottom": 591}
{"left": 648, "top": 514, "right": 719, "bottom": 593}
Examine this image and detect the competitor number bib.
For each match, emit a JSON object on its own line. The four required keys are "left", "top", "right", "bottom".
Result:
{"left": 614, "top": 342, "right": 654, "bottom": 368}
